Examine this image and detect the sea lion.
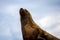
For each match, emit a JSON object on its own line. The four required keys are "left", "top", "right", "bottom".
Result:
{"left": 19, "top": 8, "right": 60, "bottom": 40}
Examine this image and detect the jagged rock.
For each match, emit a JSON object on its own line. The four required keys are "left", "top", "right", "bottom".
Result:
{"left": 19, "top": 8, "right": 60, "bottom": 40}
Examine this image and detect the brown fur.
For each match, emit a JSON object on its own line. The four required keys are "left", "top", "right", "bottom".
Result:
{"left": 19, "top": 8, "right": 60, "bottom": 40}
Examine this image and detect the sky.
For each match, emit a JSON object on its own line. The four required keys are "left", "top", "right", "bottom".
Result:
{"left": 0, "top": 0, "right": 60, "bottom": 40}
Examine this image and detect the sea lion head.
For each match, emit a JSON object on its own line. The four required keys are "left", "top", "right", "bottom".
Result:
{"left": 19, "top": 8, "right": 33, "bottom": 26}
{"left": 19, "top": 8, "right": 31, "bottom": 19}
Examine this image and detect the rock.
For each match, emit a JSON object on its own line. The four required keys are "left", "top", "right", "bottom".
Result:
{"left": 19, "top": 8, "right": 60, "bottom": 40}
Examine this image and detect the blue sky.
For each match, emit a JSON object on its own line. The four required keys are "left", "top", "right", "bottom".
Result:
{"left": 0, "top": 0, "right": 60, "bottom": 40}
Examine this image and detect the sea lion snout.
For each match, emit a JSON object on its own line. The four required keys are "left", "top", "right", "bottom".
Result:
{"left": 19, "top": 8, "right": 24, "bottom": 16}
{"left": 19, "top": 8, "right": 31, "bottom": 18}
{"left": 19, "top": 8, "right": 27, "bottom": 17}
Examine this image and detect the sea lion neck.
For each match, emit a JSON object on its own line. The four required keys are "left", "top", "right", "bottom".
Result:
{"left": 19, "top": 8, "right": 34, "bottom": 27}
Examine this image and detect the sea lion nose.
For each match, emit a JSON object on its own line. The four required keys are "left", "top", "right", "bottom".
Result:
{"left": 19, "top": 8, "right": 23, "bottom": 15}
{"left": 19, "top": 8, "right": 26, "bottom": 17}
{"left": 20, "top": 8, "right": 23, "bottom": 11}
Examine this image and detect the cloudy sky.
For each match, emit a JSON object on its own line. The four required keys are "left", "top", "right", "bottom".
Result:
{"left": 0, "top": 0, "right": 60, "bottom": 40}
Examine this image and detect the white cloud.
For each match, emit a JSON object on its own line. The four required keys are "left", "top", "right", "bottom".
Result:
{"left": 0, "top": 4, "right": 22, "bottom": 40}
{"left": 0, "top": 27, "right": 12, "bottom": 37}
{"left": 0, "top": 4, "right": 20, "bottom": 16}
{"left": 50, "top": 24, "right": 60, "bottom": 38}
{"left": 39, "top": 16, "right": 54, "bottom": 27}
{"left": 0, "top": 0, "right": 60, "bottom": 39}
{"left": 34, "top": 13, "right": 60, "bottom": 38}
